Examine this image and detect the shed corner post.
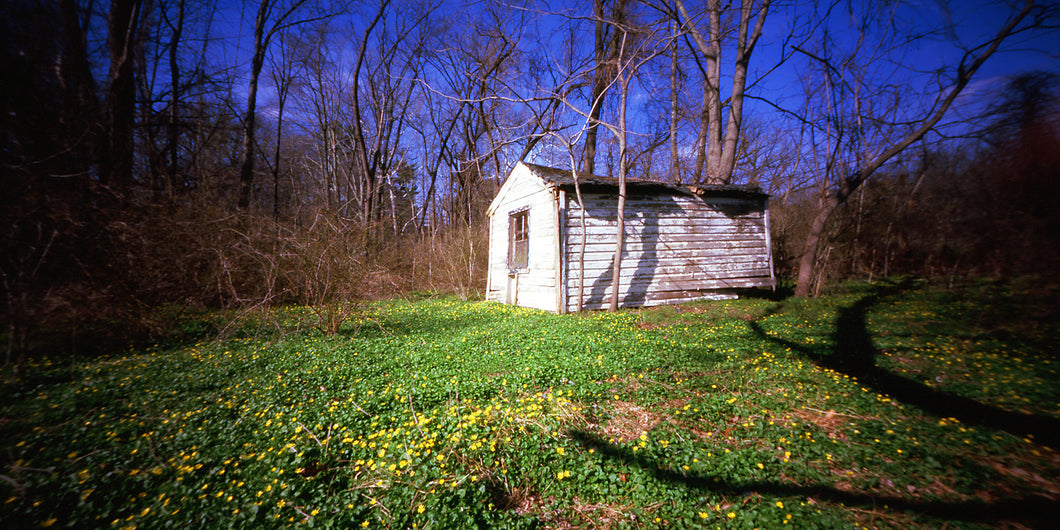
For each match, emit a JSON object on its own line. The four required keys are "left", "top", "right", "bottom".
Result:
{"left": 485, "top": 211, "right": 494, "bottom": 301}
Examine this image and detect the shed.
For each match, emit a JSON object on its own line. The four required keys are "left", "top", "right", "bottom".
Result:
{"left": 485, "top": 162, "right": 775, "bottom": 313}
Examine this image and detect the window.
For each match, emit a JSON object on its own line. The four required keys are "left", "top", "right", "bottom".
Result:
{"left": 508, "top": 210, "right": 529, "bottom": 270}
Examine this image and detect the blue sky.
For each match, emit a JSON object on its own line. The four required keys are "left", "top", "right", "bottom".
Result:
{"left": 205, "top": 0, "right": 1058, "bottom": 182}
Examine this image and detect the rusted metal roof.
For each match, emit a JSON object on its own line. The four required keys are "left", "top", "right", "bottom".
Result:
{"left": 523, "top": 163, "right": 767, "bottom": 198}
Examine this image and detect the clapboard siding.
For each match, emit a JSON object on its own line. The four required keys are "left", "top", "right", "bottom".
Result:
{"left": 575, "top": 233, "right": 766, "bottom": 245}
{"left": 569, "top": 217, "right": 765, "bottom": 231}
{"left": 566, "top": 250, "right": 770, "bottom": 266}
{"left": 571, "top": 246, "right": 766, "bottom": 258}
{"left": 561, "top": 189, "right": 772, "bottom": 312}
{"left": 576, "top": 289, "right": 739, "bottom": 310}
{"left": 566, "top": 264, "right": 773, "bottom": 282}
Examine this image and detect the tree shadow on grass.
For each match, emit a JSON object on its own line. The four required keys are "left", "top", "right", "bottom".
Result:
{"left": 568, "top": 429, "right": 1058, "bottom": 526}
{"left": 563, "top": 281, "right": 1060, "bottom": 525}
{"left": 750, "top": 279, "right": 1060, "bottom": 447}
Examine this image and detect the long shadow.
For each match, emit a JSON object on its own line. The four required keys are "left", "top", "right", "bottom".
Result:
{"left": 584, "top": 255, "right": 616, "bottom": 310}
{"left": 620, "top": 209, "right": 660, "bottom": 307}
{"left": 749, "top": 279, "right": 1060, "bottom": 447}
{"left": 582, "top": 195, "right": 680, "bottom": 310}
{"left": 569, "top": 430, "right": 1058, "bottom": 526}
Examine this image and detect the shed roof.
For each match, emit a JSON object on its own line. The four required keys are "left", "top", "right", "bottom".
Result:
{"left": 523, "top": 163, "right": 767, "bottom": 198}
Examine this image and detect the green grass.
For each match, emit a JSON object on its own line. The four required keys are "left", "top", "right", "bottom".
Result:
{"left": 2, "top": 279, "right": 1058, "bottom": 529}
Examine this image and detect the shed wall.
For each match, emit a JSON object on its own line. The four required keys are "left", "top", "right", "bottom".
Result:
{"left": 562, "top": 191, "right": 773, "bottom": 311}
{"left": 485, "top": 167, "right": 560, "bottom": 311}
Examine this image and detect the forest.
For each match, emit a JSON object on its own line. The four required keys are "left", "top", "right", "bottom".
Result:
{"left": 2, "top": 0, "right": 1059, "bottom": 366}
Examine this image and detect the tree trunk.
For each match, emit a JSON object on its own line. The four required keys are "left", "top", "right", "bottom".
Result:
{"left": 238, "top": 0, "right": 270, "bottom": 210}
{"left": 702, "top": 0, "right": 723, "bottom": 183}
{"left": 583, "top": 0, "right": 606, "bottom": 175}
{"left": 609, "top": 69, "right": 631, "bottom": 311}
{"left": 349, "top": 0, "right": 390, "bottom": 223}
{"left": 716, "top": 0, "right": 769, "bottom": 183}
{"left": 692, "top": 82, "right": 708, "bottom": 182}
{"left": 101, "top": 0, "right": 144, "bottom": 189}
{"left": 794, "top": 192, "right": 837, "bottom": 297}
{"left": 59, "top": 0, "right": 98, "bottom": 180}
{"left": 272, "top": 89, "right": 286, "bottom": 219}
{"left": 676, "top": 0, "right": 769, "bottom": 185}
{"left": 167, "top": 0, "right": 185, "bottom": 200}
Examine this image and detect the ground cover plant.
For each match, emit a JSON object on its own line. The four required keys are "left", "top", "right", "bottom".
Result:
{"left": 2, "top": 279, "right": 1058, "bottom": 529}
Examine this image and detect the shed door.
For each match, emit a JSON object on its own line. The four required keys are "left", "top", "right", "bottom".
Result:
{"left": 504, "top": 209, "right": 529, "bottom": 306}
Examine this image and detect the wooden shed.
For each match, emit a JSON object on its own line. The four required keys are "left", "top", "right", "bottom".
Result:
{"left": 485, "top": 162, "right": 775, "bottom": 313}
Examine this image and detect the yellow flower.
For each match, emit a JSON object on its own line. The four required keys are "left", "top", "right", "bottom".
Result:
{"left": 727, "top": 512, "right": 736, "bottom": 519}
{"left": 556, "top": 447, "right": 565, "bottom": 456}
{"left": 776, "top": 501, "right": 784, "bottom": 509}
{"left": 417, "top": 504, "right": 425, "bottom": 514}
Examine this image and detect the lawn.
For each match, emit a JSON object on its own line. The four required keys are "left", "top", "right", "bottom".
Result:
{"left": 1, "top": 279, "right": 1058, "bottom": 529}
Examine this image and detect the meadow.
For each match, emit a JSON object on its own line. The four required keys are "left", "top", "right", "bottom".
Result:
{"left": 1, "top": 279, "right": 1058, "bottom": 529}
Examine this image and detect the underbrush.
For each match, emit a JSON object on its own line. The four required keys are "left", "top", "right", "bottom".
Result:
{"left": 1, "top": 280, "right": 1057, "bottom": 528}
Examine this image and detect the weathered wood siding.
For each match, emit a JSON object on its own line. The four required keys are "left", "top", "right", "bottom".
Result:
{"left": 485, "top": 165, "right": 560, "bottom": 311}
{"left": 561, "top": 191, "right": 773, "bottom": 311}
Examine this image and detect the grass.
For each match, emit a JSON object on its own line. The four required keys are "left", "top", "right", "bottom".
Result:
{"left": 1, "top": 278, "right": 1058, "bottom": 529}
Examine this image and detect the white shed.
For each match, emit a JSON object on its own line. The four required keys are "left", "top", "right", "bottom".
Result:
{"left": 485, "top": 162, "right": 775, "bottom": 313}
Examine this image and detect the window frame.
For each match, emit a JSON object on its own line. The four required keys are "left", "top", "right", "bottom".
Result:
{"left": 507, "top": 208, "right": 530, "bottom": 271}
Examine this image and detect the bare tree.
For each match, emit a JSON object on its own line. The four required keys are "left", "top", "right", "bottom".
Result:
{"left": 346, "top": 0, "right": 390, "bottom": 221}
{"left": 668, "top": 3, "right": 681, "bottom": 181}
{"left": 411, "top": 2, "right": 523, "bottom": 230}
{"left": 673, "top": 0, "right": 770, "bottom": 184}
{"left": 583, "top": 0, "right": 633, "bottom": 176}
{"left": 347, "top": 0, "right": 434, "bottom": 224}
{"left": 266, "top": 25, "right": 304, "bottom": 218}
{"left": 292, "top": 21, "right": 345, "bottom": 211}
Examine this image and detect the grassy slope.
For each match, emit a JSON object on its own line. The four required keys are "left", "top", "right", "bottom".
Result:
{"left": 1, "top": 280, "right": 1058, "bottom": 529}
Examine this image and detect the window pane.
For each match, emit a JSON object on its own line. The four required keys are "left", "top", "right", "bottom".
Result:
{"left": 509, "top": 211, "right": 528, "bottom": 269}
